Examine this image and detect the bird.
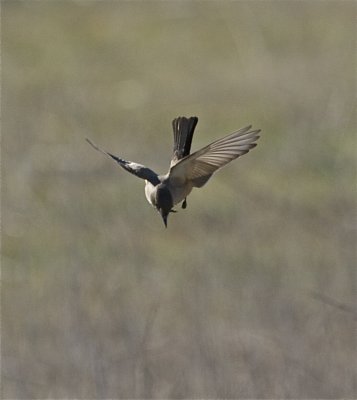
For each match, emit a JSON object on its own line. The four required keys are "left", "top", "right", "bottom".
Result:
{"left": 86, "top": 116, "right": 260, "bottom": 227}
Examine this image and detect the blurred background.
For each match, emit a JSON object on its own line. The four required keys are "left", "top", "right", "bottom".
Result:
{"left": 2, "top": 1, "right": 356, "bottom": 398}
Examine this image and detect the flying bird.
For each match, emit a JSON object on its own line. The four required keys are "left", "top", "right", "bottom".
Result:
{"left": 86, "top": 116, "right": 260, "bottom": 227}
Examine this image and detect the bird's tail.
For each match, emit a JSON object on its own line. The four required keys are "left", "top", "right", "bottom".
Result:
{"left": 171, "top": 116, "right": 198, "bottom": 163}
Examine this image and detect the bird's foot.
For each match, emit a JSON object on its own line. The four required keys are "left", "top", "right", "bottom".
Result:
{"left": 170, "top": 209, "right": 177, "bottom": 213}
{"left": 182, "top": 198, "right": 187, "bottom": 209}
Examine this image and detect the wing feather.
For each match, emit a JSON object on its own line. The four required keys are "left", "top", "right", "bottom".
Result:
{"left": 169, "top": 126, "right": 260, "bottom": 187}
{"left": 86, "top": 138, "right": 160, "bottom": 186}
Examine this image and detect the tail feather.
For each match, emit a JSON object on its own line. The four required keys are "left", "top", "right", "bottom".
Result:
{"left": 171, "top": 116, "right": 198, "bottom": 163}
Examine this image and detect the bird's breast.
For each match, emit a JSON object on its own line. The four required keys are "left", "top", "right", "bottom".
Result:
{"left": 167, "top": 181, "right": 193, "bottom": 206}
{"left": 144, "top": 180, "right": 156, "bottom": 206}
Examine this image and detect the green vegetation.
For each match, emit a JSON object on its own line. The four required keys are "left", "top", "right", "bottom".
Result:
{"left": 2, "top": 1, "right": 355, "bottom": 397}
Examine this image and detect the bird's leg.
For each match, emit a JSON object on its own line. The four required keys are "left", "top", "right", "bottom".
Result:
{"left": 182, "top": 198, "right": 187, "bottom": 209}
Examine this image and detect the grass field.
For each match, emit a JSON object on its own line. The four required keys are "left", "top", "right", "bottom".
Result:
{"left": 2, "top": 1, "right": 356, "bottom": 398}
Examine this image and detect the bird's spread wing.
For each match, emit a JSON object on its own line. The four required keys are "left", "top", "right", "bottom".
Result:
{"left": 168, "top": 125, "right": 260, "bottom": 187}
{"left": 86, "top": 138, "right": 160, "bottom": 186}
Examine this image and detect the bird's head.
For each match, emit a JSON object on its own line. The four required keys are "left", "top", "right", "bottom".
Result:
{"left": 155, "top": 184, "right": 173, "bottom": 228}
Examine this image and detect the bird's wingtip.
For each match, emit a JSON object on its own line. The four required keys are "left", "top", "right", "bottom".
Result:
{"left": 85, "top": 137, "right": 98, "bottom": 149}
{"left": 85, "top": 137, "right": 110, "bottom": 156}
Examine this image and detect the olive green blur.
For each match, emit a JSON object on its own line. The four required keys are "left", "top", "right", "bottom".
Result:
{"left": 2, "top": 1, "right": 355, "bottom": 398}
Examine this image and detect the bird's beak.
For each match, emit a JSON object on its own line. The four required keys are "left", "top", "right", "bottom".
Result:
{"left": 159, "top": 209, "right": 168, "bottom": 228}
